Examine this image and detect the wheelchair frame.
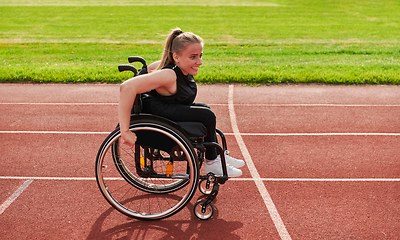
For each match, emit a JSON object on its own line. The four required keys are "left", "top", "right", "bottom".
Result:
{"left": 95, "top": 57, "right": 230, "bottom": 220}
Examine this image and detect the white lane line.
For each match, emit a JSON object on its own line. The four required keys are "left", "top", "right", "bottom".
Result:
{"left": 0, "top": 131, "right": 110, "bottom": 134}
{"left": 1, "top": 103, "right": 400, "bottom": 107}
{"left": 0, "top": 176, "right": 96, "bottom": 180}
{"left": 228, "top": 85, "right": 292, "bottom": 240}
{"left": 0, "top": 180, "right": 33, "bottom": 215}
{"left": 1, "top": 176, "right": 399, "bottom": 182}
{"left": 0, "top": 103, "right": 117, "bottom": 106}
{"left": 230, "top": 133, "right": 400, "bottom": 136}
{"left": 229, "top": 178, "right": 400, "bottom": 182}
{"left": 2, "top": 131, "right": 399, "bottom": 136}
{"left": 231, "top": 103, "right": 400, "bottom": 107}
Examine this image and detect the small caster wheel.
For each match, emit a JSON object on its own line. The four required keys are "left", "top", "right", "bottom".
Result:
{"left": 194, "top": 200, "right": 214, "bottom": 220}
{"left": 199, "top": 179, "right": 213, "bottom": 195}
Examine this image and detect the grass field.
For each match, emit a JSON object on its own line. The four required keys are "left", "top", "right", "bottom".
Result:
{"left": 0, "top": 0, "right": 399, "bottom": 84}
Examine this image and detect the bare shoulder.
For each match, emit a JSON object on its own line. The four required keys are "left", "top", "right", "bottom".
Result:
{"left": 150, "top": 68, "right": 176, "bottom": 83}
{"left": 149, "top": 68, "right": 177, "bottom": 95}
{"left": 121, "top": 68, "right": 177, "bottom": 95}
{"left": 148, "top": 60, "right": 161, "bottom": 73}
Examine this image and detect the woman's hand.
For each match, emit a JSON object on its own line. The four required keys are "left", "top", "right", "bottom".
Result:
{"left": 120, "top": 130, "right": 137, "bottom": 149}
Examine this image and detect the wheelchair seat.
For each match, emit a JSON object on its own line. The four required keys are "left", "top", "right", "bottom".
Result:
{"left": 132, "top": 114, "right": 206, "bottom": 154}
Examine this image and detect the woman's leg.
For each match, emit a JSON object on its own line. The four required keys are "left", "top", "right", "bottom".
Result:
{"left": 154, "top": 103, "right": 218, "bottom": 160}
{"left": 147, "top": 102, "right": 243, "bottom": 177}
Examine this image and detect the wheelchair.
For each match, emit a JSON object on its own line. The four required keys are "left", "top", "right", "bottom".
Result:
{"left": 95, "top": 57, "right": 231, "bottom": 220}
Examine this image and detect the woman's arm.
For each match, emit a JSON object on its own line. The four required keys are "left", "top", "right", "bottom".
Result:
{"left": 118, "top": 69, "right": 176, "bottom": 147}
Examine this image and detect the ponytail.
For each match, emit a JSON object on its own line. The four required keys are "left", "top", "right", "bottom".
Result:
{"left": 156, "top": 28, "right": 203, "bottom": 70}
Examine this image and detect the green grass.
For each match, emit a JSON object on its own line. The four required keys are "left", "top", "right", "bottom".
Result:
{"left": 0, "top": 0, "right": 399, "bottom": 84}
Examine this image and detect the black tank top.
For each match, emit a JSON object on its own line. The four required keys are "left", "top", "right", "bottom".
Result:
{"left": 143, "top": 64, "right": 197, "bottom": 105}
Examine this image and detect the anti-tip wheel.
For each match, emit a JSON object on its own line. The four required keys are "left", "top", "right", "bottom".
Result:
{"left": 194, "top": 200, "right": 214, "bottom": 220}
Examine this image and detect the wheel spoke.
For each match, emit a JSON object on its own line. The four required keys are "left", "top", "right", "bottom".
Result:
{"left": 95, "top": 123, "right": 199, "bottom": 220}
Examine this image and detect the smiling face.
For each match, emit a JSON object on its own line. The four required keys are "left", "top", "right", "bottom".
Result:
{"left": 173, "top": 42, "right": 203, "bottom": 76}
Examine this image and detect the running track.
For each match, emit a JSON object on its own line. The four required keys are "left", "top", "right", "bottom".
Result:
{"left": 0, "top": 83, "right": 399, "bottom": 239}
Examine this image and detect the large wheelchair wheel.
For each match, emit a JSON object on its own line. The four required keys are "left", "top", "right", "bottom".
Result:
{"left": 95, "top": 119, "right": 199, "bottom": 220}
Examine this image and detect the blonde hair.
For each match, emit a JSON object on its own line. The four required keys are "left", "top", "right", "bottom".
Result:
{"left": 156, "top": 28, "right": 204, "bottom": 70}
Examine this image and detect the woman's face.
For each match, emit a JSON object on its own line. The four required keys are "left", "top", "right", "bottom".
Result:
{"left": 173, "top": 42, "right": 203, "bottom": 76}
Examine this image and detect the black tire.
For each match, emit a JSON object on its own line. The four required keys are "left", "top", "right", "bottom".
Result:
{"left": 95, "top": 119, "right": 199, "bottom": 220}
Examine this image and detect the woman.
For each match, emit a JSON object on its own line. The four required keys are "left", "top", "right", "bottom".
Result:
{"left": 118, "top": 28, "right": 244, "bottom": 177}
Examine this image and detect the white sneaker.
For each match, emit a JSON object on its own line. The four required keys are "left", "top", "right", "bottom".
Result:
{"left": 203, "top": 157, "right": 242, "bottom": 177}
{"left": 224, "top": 153, "right": 245, "bottom": 168}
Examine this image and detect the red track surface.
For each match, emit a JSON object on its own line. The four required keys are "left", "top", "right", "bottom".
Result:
{"left": 1, "top": 83, "right": 399, "bottom": 239}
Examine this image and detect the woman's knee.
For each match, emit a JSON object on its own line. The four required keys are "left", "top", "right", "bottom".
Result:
{"left": 200, "top": 108, "right": 216, "bottom": 126}
{"left": 192, "top": 102, "right": 211, "bottom": 109}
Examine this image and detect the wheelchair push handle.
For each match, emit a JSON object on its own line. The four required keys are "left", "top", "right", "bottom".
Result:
{"left": 128, "top": 57, "right": 148, "bottom": 75}
{"left": 128, "top": 56, "right": 147, "bottom": 68}
{"left": 118, "top": 65, "right": 138, "bottom": 76}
